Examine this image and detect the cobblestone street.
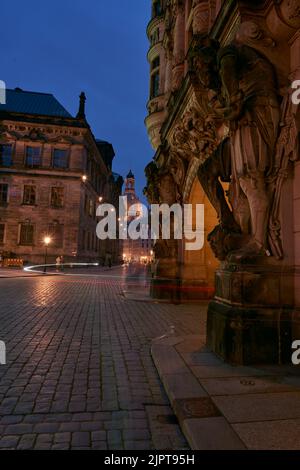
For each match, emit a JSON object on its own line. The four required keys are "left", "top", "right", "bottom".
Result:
{"left": 0, "top": 266, "right": 205, "bottom": 450}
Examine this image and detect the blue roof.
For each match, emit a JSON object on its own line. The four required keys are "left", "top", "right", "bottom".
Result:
{"left": 0, "top": 88, "right": 72, "bottom": 118}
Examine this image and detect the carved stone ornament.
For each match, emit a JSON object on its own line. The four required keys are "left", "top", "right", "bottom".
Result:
{"left": 236, "top": 21, "right": 276, "bottom": 48}
{"left": 192, "top": 36, "right": 283, "bottom": 261}
{"left": 170, "top": 105, "right": 218, "bottom": 164}
{"left": 268, "top": 92, "right": 300, "bottom": 259}
{"left": 279, "top": 0, "right": 300, "bottom": 28}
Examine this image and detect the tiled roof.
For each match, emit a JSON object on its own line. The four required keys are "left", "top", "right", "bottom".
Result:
{"left": 0, "top": 88, "right": 72, "bottom": 118}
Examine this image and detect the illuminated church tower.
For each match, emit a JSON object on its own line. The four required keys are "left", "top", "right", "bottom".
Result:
{"left": 122, "top": 170, "right": 152, "bottom": 263}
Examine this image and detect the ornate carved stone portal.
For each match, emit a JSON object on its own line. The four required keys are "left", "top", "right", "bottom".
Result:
{"left": 145, "top": 0, "right": 300, "bottom": 364}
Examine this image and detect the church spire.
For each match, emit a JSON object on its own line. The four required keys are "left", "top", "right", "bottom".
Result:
{"left": 125, "top": 170, "right": 135, "bottom": 194}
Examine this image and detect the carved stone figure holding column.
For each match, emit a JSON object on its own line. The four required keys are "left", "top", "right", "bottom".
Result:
{"left": 193, "top": 36, "right": 281, "bottom": 260}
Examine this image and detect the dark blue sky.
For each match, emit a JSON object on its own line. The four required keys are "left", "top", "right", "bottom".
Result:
{"left": 1, "top": 0, "right": 153, "bottom": 199}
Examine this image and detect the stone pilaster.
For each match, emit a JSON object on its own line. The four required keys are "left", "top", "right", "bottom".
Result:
{"left": 172, "top": 0, "right": 185, "bottom": 91}
{"left": 192, "top": 0, "right": 209, "bottom": 35}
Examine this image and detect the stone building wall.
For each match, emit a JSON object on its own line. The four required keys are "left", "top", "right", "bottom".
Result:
{"left": 0, "top": 110, "right": 123, "bottom": 265}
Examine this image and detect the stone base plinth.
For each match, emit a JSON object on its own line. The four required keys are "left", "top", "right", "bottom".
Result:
{"left": 207, "top": 300, "right": 292, "bottom": 365}
{"left": 150, "top": 277, "right": 181, "bottom": 302}
{"left": 207, "top": 260, "right": 294, "bottom": 365}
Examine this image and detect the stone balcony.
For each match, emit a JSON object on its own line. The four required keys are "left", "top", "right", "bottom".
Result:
{"left": 145, "top": 94, "right": 166, "bottom": 150}
{"left": 146, "top": 15, "right": 164, "bottom": 41}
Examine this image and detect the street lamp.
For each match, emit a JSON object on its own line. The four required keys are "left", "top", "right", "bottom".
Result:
{"left": 82, "top": 175, "right": 87, "bottom": 183}
{"left": 43, "top": 236, "right": 51, "bottom": 273}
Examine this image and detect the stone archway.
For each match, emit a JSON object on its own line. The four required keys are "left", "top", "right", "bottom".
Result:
{"left": 180, "top": 175, "right": 219, "bottom": 300}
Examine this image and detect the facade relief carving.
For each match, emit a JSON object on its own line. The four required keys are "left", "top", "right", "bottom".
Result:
{"left": 279, "top": 0, "right": 300, "bottom": 28}
{"left": 170, "top": 105, "right": 218, "bottom": 163}
{"left": 236, "top": 21, "right": 276, "bottom": 48}
{"left": 190, "top": 35, "right": 288, "bottom": 262}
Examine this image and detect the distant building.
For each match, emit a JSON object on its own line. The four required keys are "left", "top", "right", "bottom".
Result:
{"left": 122, "top": 170, "right": 152, "bottom": 263}
{"left": 0, "top": 87, "right": 123, "bottom": 264}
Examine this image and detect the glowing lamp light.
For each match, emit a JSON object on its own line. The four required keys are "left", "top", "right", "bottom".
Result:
{"left": 44, "top": 236, "right": 51, "bottom": 246}
{"left": 82, "top": 175, "right": 87, "bottom": 182}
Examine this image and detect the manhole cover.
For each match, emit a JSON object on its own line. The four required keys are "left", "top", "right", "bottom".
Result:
{"left": 173, "top": 397, "right": 221, "bottom": 422}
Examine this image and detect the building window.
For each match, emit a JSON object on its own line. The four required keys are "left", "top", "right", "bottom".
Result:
{"left": 0, "top": 183, "right": 8, "bottom": 205}
{"left": 89, "top": 199, "right": 94, "bottom": 217}
{"left": 0, "top": 224, "right": 5, "bottom": 244}
{"left": 26, "top": 146, "right": 41, "bottom": 168}
{"left": 48, "top": 223, "right": 64, "bottom": 248}
{"left": 82, "top": 229, "right": 86, "bottom": 250}
{"left": 23, "top": 185, "right": 36, "bottom": 205}
{"left": 84, "top": 194, "right": 88, "bottom": 214}
{"left": 53, "top": 149, "right": 68, "bottom": 169}
{"left": 0, "top": 144, "right": 13, "bottom": 167}
{"left": 150, "top": 28, "right": 160, "bottom": 46}
{"left": 19, "top": 223, "right": 34, "bottom": 246}
{"left": 150, "top": 57, "right": 160, "bottom": 99}
{"left": 151, "top": 72, "right": 160, "bottom": 98}
{"left": 151, "top": 56, "right": 160, "bottom": 71}
{"left": 152, "top": 0, "right": 162, "bottom": 18}
{"left": 51, "top": 187, "right": 64, "bottom": 208}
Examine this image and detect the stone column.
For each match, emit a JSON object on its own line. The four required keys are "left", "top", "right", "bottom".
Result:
{"left": 164, "top": 50, "right": 173, "bottom": 94}
{"left": 172, "top": 1, "right": 185, "bottom": 91}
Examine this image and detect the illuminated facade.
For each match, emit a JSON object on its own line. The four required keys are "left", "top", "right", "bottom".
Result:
{"left": 0, "top": 88, "right": 123, "bottom": 264}
{"left": 145, "top": 0, "right": 300, "bottom": 363}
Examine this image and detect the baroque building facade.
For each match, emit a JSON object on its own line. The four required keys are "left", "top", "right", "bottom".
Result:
{"left": 145, "top": 0, "right": 300, "bottom": 364}
{"left": 0, "top": 88, "right": 123, "bottom": 265}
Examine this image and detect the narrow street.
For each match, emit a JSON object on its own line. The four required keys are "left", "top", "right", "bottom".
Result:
{"left": 0, "top": 265, "right": 204, "bottom": 450}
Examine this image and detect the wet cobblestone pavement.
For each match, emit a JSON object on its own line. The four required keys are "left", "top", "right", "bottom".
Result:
{"left": 0, "top": 267, "right": 205, "bottom": 449}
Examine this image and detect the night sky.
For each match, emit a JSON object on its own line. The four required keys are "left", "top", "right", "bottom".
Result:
{"left": 1, "top": 0, "right": 153, "bottom": 199}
